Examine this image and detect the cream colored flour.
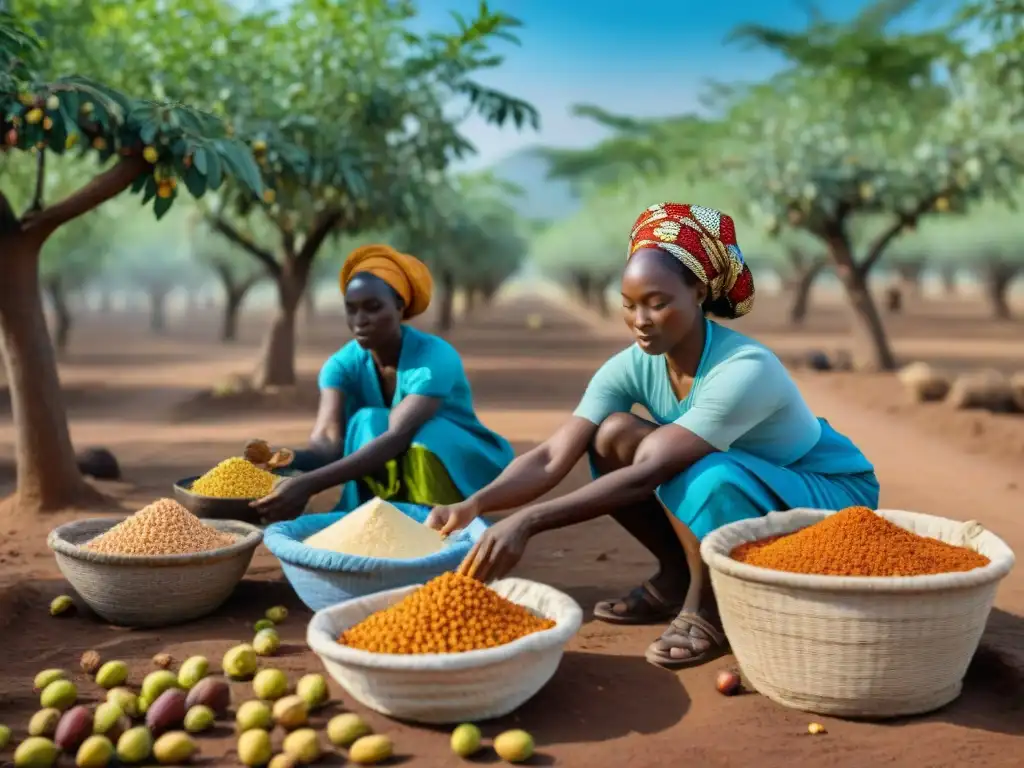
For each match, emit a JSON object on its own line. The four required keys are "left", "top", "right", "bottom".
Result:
{"left": 303, "top": 497, "right": 445, "bottom": 559}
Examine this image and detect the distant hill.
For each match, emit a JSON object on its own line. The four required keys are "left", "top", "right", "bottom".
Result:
{"left": 486, "top": 147, "right": 580, "bottom": 223}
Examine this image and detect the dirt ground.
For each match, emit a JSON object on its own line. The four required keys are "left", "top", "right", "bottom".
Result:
{"left": 0, "top": 288, "right": 1022, "bottom": 768}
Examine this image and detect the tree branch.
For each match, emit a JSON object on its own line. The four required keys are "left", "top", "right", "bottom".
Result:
{"left": 296, "top": 208, "right": 343, "bottom": 270}
{"left": 206, "top": 215, "right": 281, "bottom": 278}
{"left": 20, "top": 156, "right": 147, "bottom": 243}
{"left": 26, "top": 148, "right": 45, "bottom": 214}
{"left": 859, "top": 189, "right": 951, "bottom": 276}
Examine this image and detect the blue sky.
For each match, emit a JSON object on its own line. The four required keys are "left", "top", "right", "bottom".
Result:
{"left": 410, "top": 0, "right": 955, "bottom": 168}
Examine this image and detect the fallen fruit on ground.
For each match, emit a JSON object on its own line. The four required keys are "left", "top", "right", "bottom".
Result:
{"left": 79, "top": 651, "right": 102, "bottom": 676}
{"left": 237, "top": 729, "right": 272, "bottom": 767}
{"left": 146, "top": 689, "right": 187, "bottom": 735}
{"left": 0, "top": 724, "right": 10, "bottom": 750}
{"left": 265, "top": 606, "right": 288, "bottom": 623}
{"left": 95, "top": 661, "right": 128, "bottom": 689}
{"left": 54, "top": 706, "right": 92, "bottom": 751}
{"left": 236, "top": 700, "right": 272, "bottom": 732}
{"left": 271, "top": 695, "right": 308, "bottom": 730}
{"left": 152, "top": 731, "right": 197, "bottom": 765}
{"left": 177, "top": 657, "right": 208, "bottom": 689}
{"left": 75, "top": 735, "right": 114, "bottom": 768}
{"left": 326, "top": 713, "right": 370, "bottom": 747}
{"left": 14, "top": 736, "right": 59, "bottom": 767}
{"left": 184, "top": 677, "right": 230, "bottom": 716}
{"left": 808, "top": 722, "right": 827, "bottom": 735}
{"left": 451, "top": 723, "right": 483, "bottom": 757}
{"left": 28, "top": 709, "right": 61, "bottom": 738}
{"left": 267, "top": 754, "right": 296, "bottom": 768}
{"left": 282, "top": 728, "right": 321, "bottom": 763}
{"left": 92, "top": 702, "right": 127, "bottom": 740}
{"left": 715, "top": 670, "right": 742, "bottom": 696}
{"left": 252, "top": 668, "right": 289, "bottom": 700}
{"left": 253, "top": 629, "right": 281, "bottom": 656}
{"left": 295, "top": 674, "right": 328, "bottom": 710}
{"left": 107, "top": 688, "right": 139, "bottom": 718}
{"left": 141, "top": 671, "right": 178, "bottom": 703}
{"left": 253, "top": 619, "right": 275, "bottom": 633}
{"left": 116, "top": 727, "right": 153, "bottom": 764}
{"left": 183, "top": 705, "right": 215, "bottom": 733}
{"left": 494, "top": 730, "right": 534, "bottom": 763}
{"left": 152, "top": 653, "right": 173, "bottom": 670}
{"left": 223, "top": 644, "right": 258, "bottom": 679}
{"left": 40, "top": 679, "right": 77, "bottom": 711}
{"left": 349, "top": 734, "right": 392, "bottom": 765}
{"left": 33, "top": 670, "right": 65, "bottom": 692}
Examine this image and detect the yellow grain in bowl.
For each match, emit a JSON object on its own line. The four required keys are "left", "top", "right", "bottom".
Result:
{"left": 86, "top": 498, "right": 236, "bottom": 556}
{"left": 191, "top": 457, "right": 276, "bottom": 499}
{"left": 303, "top": 497, "right": 444, "bottom": 559}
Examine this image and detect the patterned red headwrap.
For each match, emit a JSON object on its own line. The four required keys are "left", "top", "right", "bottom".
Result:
{"left": 627, "top": 202, "right": 755, "bottom": 319}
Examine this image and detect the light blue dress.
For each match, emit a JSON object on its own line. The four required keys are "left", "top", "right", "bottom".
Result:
{"left": 304, "top": 325, "right": 515, "bottom": 511}
{"left": 573, "top": 318, "right": 879, "bottom": 539}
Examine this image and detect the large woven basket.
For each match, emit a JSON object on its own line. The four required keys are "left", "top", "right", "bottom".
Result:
{"left": 701, "top": 508, "right": 1015, "bottom": 718}
{"left": 48, "top": 518, "right": 263, "bottom": 628}
{"left": 306, "top": 578, "right": 583, "bottom": 724}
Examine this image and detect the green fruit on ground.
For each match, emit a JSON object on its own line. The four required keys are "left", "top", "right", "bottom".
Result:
{"left": 92, "top": 702, "right": 124, "bottom": 736}
{"left": 252, "top": 669, "right": 289, "bottom": 701}
{"left": 265, "top": 606, "right": 288, "bottom": 623}
{"left": 237, "top": 729, "right": 272, "bottom": 767}
{"left": 141, "top": 671, "right": 178, "bottom": 703}
{"left": 494, "top": 730, "right": 534, "bottom": 763}
{"left": 14, "top": 736, "right": 59, "bottom": 767}
{"left": 326, "top": 713, "right": 370, "bottom": 747}
{"left": 450, "top": 723, "right": 482, "bottom": 757}
{"left": 115, "top": 727, "right": 153, "bottom": 764}
{"left": 222, "top": 645, "right": 258, "bottom": 679}
{"left": 49, "top": 595, "right": 74, "bottom": 616}
{"left": 348, "top": 734, "right": 392, "bottom": 765}
{"left": 252, "top": 629, "right": 280, "bottom": 656}
{"left": 177, "top": 657, "right": 209, "bottom": 690}
{"left": 271, "top": 695, "right": 307, "bottom": 730}
{"left": 75, "top": 735, "right": 114, "bottom": 768}
{"left": 253, "top": 619, "right": 275, "bottom": 633}
{"left": 33, "top": 670, "right": 65, "bottom": 691}
{"left": 95, "top": 661, "right": 128, "bottom": 690}
{"left": 183, "top": 705, "right": 214, "bottom": 733}
{"left": 282, "top": 729, "right": 320, "bottom": 764}
{"left": 295, "top": 674, "right": 328, "bottom": 709}
{"left": 40, "top": 679, "right": 77, "bottom": 711}
{"left": 0, "top": 724, "right": 10, "bottom": 750}
{"left": 28, "top": 709, "right": 61, "bottom": 738}
{"left": 267, "top": 754, "right": 296, "bottom": 768}
{"left": 235, "top": 700, "right": 272, "bottom": 732}
{"left": 106, "top": 688, "right": 139, "bottom": 718}
{"left": 151, "top": 732, "right": 196, "bottom": 765}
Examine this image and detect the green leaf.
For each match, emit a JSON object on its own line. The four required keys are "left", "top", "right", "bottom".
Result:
{"left": 193, "top": 146, "right": 208, "bottom": 175}
{"left": 141, "top": 174, "right": 158, "bottom": 205}
{"left": 183, "top": 164, "right": 207, "bottom": 197}
{"left": 153, "top": 193, "right": 174, "bottom": 220}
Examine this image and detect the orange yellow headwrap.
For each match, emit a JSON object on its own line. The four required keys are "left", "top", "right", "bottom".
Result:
{"left": 339, "top": 244, "right": 433, "bottom": 319}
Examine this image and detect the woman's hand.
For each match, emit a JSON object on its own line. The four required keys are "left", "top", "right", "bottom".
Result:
{"left": 425, "top": 501, "right": 480, "bottom": 536}
{"left": 458, "top": 515, "right": 531, "bottom": 583}
{"left": 250, "top": 476, "right": 314, "bottom": 522}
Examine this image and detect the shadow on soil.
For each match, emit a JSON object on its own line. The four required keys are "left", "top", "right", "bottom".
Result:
{"left": 0, "top": 383, "right": 201, "bottom": 420}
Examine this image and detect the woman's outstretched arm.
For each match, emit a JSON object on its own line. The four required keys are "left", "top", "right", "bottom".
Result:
{"left": 460, "top": 416, "right": 598, "bottom": 517}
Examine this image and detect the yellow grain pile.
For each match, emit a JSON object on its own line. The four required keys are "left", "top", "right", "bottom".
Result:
{"left": 303, "top": 497, "right": 444, "bottom": 559}
{"left": 338, "top": 571, "right": 556, "bottom": 654}
{"left": 191, "top": 457, "right": 276, "bottom": 499}
{"left": 86, "top": 498, "right": 236, "bottom": 556}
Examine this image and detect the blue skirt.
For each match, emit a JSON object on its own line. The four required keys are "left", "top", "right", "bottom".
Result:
{"left": 595, "top": 419, "right": 879, "bottom": 541}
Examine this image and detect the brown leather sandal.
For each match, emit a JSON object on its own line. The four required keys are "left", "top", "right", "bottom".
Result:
{"left": 593, "top": 580, "right": 685, "bottom": 625}
{"left": 645, "top": 611, "right": 728, "bottom": 669}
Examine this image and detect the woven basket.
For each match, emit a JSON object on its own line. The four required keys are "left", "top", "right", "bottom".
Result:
{"left": 306, "top": 578, "right": 583, "bottom": 723}
{"left": 701, "top": 508, "right": 1016, "bottom": 718}
{"left": 48, "top": 518, "right": 263, "bottom": 628}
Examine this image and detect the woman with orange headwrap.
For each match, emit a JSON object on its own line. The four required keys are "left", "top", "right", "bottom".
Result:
{"left": 252, "top": 244, "right": 515, "bottom": 521}
{"left": 426, "top": 203, "right": 878, "bottom": 669}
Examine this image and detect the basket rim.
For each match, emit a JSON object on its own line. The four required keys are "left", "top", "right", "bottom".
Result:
{"left": 263, "top": 507, "right": 486, "bottom": 573}
{"left": 47, "top": 517, "right": 264, "bottom": 566}
{"left": 701, "top": 507, "right": 1016, "bottom": 593}
{"left": 305, "top": 577, "right": 583, "bottom": 671}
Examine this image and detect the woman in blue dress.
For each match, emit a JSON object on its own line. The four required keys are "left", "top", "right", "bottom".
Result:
{"left": 252, "top": 244, "right": 515, "bottom": 521}
{"left": 426, "top": 203, "right": 879, "bottom": 669}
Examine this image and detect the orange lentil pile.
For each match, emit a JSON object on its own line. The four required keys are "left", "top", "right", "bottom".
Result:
{"left": 338, "top": 571, "right": 556, "bottom": 654}
{"left": 730, "top": 506, "right": 990, "bottom": 577}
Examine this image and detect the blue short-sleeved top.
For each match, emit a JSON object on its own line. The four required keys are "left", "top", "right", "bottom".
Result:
{"left": 573, "top": 319, "right": 822, "bottom": 466}
{"left": 318, "top": 324, "right": 495, "bottom": 439}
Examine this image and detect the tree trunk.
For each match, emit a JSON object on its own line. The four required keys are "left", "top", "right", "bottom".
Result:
{"left": 571, "top": 272, "right": 593, "bottom": 308}
{"left": 830, "top": 242, "right": 897, "bottom": 371}
{"left": 221, "top": 291, "right": 244, "bottom": 342}
{"left": 982, "top": 262, "right": 1018, "bottom": 321}
{"left": 148, "top": 286, "right": 169, "bottom": 334}
{"left": 465, "top": 287, "right": 477, "bottom": 315}
{"left": 303, "top": 283, "right": 316, "bottom": 327}
{"left": 481, "top": 282, "right": 498, "bottom": 306}
{"left": 0, "top": 236, "right": 104, "bottom": 513}
{"left": 939, "top": 265, "right": 957, "bottom": 296}
{"left": 893, "top": 260, "right": 925, "bottom": 297}
{"left": 593, "top": 276, "right": 612, "bottom": 317}
{"left": 44, "top": 276, "right": 72, "bottom": 354}
{"left": 253, "top": 267, "right": 307, "bottom": 389}
{"left": 436, "top": 270, "right": 456, "bottom": 333}
{"left": 788, "top": 261, "right": 825, "bottom": 325}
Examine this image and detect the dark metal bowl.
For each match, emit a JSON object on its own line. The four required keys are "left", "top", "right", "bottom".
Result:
{"left": 173, "top": 476, "right": 264, "bottom": 526}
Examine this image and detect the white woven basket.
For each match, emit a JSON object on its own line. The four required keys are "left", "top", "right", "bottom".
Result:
{"left": 306, "top": 577, "right": 583, "bottom": 724}
{"left": 701, "top": 508, "right": 1015, "bottom": 718}
{"left": 48, "top": 517, "right": 263, "bottom": 628}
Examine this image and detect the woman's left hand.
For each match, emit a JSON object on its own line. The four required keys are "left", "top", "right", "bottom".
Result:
{"left": 250, "top": 476, "right": 314, "bottom": 522}
{"left": 458, "top": 514, "right": 531, "bottom": 583}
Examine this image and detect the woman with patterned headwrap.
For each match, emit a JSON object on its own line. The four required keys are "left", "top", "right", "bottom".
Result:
{"left": 252, "top": 244, "right": 515, "bottom": 521}
{"left": 426, "top": 203, "right": 878, "bottom": 669}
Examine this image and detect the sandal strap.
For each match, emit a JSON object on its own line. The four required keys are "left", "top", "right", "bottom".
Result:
{"left": 669, "top": 612, "right": 726, "bottom": 646}
{"left": 640, "top": 580, "right": 677, "bottom": 611}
